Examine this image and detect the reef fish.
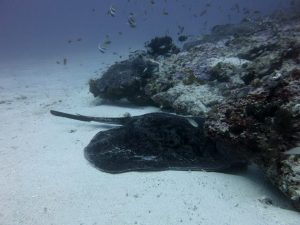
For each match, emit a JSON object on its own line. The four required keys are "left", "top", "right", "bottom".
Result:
{"left": 128, "top": 14, "right": 137, "bottom": 28}
{"left": 107, "top": 5, "right": 116, "bottom": 17}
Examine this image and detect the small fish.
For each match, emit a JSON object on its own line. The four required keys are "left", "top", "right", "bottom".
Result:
{"left": 107, "top": 5, "right": 116, "bottom": 17}
{"left": 143, "top": 67, "right": 148, "bottom": 73}
{"left": 63, "top": 58, "right": 67, "bottom": 65}
{"left": 103, "top": 40, "right": 111, "bottom": 45}
{"left": 128, "top": 15, "right": 137, "bottom": 28}
{"left": 118, "top": 31, "right": 123, "bottom": 35}
{"left": 162, "top": 8, "right": 169, "bottom": 15}
{"left": 77, "top": 38, "right": 82, "bottom": 42}
{"left": 102, "top": 35, "right": 112, "bottom": 46}
{"left": 284, "top": 146, "right": 300, "bottom": 155}
{"left": 177, "top": 25, "right": 184, "bottom": 35}
{"left": 150, "top": 0, "right": 155, "bottom": 5}
{"left": 97, "top": 44, "right": 107, "bottom": 53}
{"left": 199, "top": 9, "right": 207, "bottom": 17}
{"left": 67, "top": 39, "right": 72, "bottom": 44}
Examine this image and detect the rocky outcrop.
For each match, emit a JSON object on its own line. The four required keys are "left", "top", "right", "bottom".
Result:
{"left": 89, "top": 54, "right": 159, "bottom": 105}
{"left": 151, "top": 84, "right": 222, "bottom": 115}
{"left": 145, "top": 36, "right": 180, "bottom": 57}
{"left": 202, "top": 12, "right": 300, "bottom": 210}
{"left": 205, "top": 69, "right": 300, "bottom": 210}
{"left": 182, "top": 19, "right": 268, "bottom": 51}
{"left": 89, "top": 10, "right": 300, "bottom": 210}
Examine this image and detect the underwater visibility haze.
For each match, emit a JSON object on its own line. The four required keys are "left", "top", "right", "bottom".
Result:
{"left": 0, "top": 0, "right": 300, "bottom": 225}
{"left": 0, "top": 0, "right": 295, "bottom": 62}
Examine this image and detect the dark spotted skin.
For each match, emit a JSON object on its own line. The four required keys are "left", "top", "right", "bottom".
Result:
{"left": 83, "top": 113, "right": 246, "bottom": 173}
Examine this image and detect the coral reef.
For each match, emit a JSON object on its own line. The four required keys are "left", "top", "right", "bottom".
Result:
{"left": 151, "top": 84, "right": 222, "bottom": 115}
{"left": 205, "top": 69, "right": 300, "bottom": 210}
{"left": 182, "top": 19, "right": 268, "bottom": 51}
{"left": 89, "top": 54, "right": 159, "bottom": 105}
{"left": 145, "top": 36, "right": 180, "bottom": 57}
{"left": 89, "top": 10, "right": 300, "bottom": 210}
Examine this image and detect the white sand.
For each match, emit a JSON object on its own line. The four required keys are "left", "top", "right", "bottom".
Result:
{"left": 0, "top": 54, "right": 299, "bottom": 225}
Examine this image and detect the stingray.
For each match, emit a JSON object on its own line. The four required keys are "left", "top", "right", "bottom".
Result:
{"left": 50, "top": 110, "right": 246, "bottom": 173}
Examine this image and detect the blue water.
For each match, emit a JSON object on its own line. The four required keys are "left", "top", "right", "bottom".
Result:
{"left": 0, "top": 0, "right": 296, "bottom": 63}
{"left": 1, "top": 1, "right": 300, "bottom": 224}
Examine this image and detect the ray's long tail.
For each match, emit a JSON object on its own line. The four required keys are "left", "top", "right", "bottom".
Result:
{"left": 50, "top": 110, "right": 131, "bottom": 125}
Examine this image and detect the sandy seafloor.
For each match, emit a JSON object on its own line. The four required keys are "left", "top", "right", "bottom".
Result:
{"left": 0, "top": 52, "right": 299, "bottom": 225}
